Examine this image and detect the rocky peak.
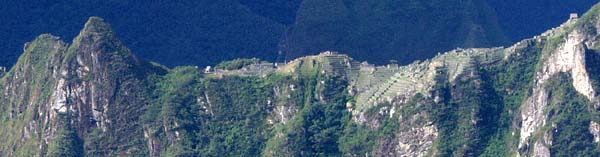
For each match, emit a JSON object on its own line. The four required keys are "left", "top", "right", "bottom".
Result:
{"left": 69, "top": 17, "right": 139, "bottom": 64}
{"left": 81, "top": 17, "right": 112, "bottom": 35}
{"left": 0, "top": 17, "right": 151, "bottom": 156}
{"left": 12, "top": 34, "right": 66, "bottom": 68}
{"left": 0, "top": 33, "right": 69, "bottom": 156}
{"left": 71, "top": 17, "right": 118, "bottom": 51}
{"left": 4, "top": 3, "right": 600, "bottom": 156}
{"left": 57, "top": 16, "right": 147, "bottom": 134}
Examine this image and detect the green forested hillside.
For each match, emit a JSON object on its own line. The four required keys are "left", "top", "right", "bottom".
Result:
{"left": 2, "top": 2, "right": 600, "bottom": 157}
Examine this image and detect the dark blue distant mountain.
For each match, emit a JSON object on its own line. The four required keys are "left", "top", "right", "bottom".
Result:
{"left": 4, "top": 3, "right": 600, "bottom": 156}
{"left": 281, "top": 0, "right": 509, "bottom": 64}
{"left": 0, "top": 0, "right": 301, "bottom": 68}
{"left": 488, "top": 0, "right": 598, "bottom": 41}
{"left": 0, "top": 0, "right": 596, "bottom": 68}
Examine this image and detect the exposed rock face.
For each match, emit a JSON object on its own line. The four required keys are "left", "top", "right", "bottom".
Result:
{"left": 3, "top": 4, "right": 600, "bottom": 156}
{"left": 543, "top": 29, "right": 594, "bottom": 100}
{"left": 518, "top": 17, "right": 598, "bottom": 156}
{"left": 590, "top": 121, "right": 600, "bottom": 143}
{"left": 60, "top": 17, "right": 150, "bottom": 155}
{"left": 269, "top": 84, "right": 299, "bottom": 125}
{"left": 0, "top": 34, "right": 67, "bottom": 156}
{"left": 63, "top": 17, "right": 147, "bottom": 134}
{"left": 393, "top": 113, "right": 438, "bottom": 157}
{"left": 0, "top": 17, "right": 151, "bottom": 156}
{"left": 532, "top": 133, "right": 552, "bottom": 157}
{"left": 0, "top": 66, "right": 5, "bottom": 77}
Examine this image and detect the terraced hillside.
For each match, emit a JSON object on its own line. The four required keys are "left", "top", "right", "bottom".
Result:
{"left": 3, "top": 3, "right": 600, "bottom": 156}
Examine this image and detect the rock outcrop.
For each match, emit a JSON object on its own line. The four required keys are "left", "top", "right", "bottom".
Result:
{"left": 0, "top": 17, "right": 152, "bottom": 156}
{"left": 2, "top": 3, "right": 600, "bottom": 156}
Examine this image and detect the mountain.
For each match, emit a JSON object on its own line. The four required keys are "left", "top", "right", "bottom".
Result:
{"left": 0, "top": 17, "right": 158, "bottom": 156}
{"left": 281, "top": 0, "right": 509, "bottom": 64}
{"left": 488, "top": 0, "right": 599, "bottom": 41}
{"left": 3, "top": 3, "right": 600, "bottom": 156}
{"left": 0, "top": 1, "right": 596, "bottom": 69}
{"left": 0, "top": 0, "right": 301, "bottom": 69}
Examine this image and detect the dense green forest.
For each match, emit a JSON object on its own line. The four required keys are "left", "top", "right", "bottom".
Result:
{"left": 2, "top": 2, "right": 600, "bottom": 157}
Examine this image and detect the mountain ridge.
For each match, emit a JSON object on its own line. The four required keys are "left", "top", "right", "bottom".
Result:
{"left": 2, "top": 3, "right": 600, "bottom": 156}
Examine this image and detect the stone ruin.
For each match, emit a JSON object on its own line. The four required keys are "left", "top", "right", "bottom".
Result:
{"left": 570, "top": 13, "right": 578, "bottom": 20}
{"left": 0, "top": 66, "right": 6, "bottom": 76}
{"left": 204, "top": 66, "right": 213, "bottom": 73}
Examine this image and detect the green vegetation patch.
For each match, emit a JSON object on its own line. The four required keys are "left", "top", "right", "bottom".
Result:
{"left": 545, "top": 73, "right": 600, "bottom": 156}
{"left": 215, "top": 58, "right": 264, "bottom": 70}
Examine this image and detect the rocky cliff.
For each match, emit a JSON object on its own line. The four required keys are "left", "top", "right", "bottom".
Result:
{"left": 2, "top": 3, "right": 600, "bottom": 157}
{"left": 0, "top": 17, "right": 158, "bottom": 156}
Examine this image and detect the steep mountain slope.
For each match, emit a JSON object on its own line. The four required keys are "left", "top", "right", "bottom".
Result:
{"left": 3, "top": 3, "right": 600, "bottom": 156}
{"left": 0, "top": 17, "right": 160, "bottom": 156}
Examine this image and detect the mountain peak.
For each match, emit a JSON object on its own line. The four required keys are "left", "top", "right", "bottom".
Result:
{"left": 81, "top": 16, "right": 112, "bottom": 34}
{"left": 63, "top": 16, "right": 143, "bottom": 76}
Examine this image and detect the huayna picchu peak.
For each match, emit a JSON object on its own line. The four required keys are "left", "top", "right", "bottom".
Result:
{"left": 81, "top": 17, "right": 112, "bottom": 34}
{"left": 3, "top": 3, "right": 600, "bottom": 157}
